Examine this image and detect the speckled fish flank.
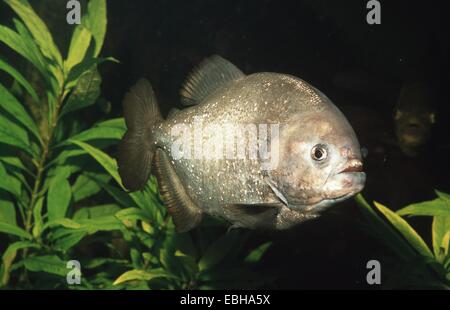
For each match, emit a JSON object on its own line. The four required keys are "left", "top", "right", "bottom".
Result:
{"left": 118, "top": 55, "right": 366, "bottom": 232}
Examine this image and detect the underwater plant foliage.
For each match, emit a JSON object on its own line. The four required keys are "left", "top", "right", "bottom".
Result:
{"left": 0, "top": 0, "right": 273, "bottom": 289}
{"left": 356, "top": 193, "right": 450, "bottom": 289}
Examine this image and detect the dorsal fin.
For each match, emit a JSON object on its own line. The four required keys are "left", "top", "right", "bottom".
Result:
{"left": 180, "top": 55, "right": 245, "bottom": 106}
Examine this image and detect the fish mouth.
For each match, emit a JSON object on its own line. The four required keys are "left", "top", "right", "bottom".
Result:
{"left": 339, "top": 158, "right": 363, "bottom": 174}
{"left": 266, "top": 159, "right": 366, "bottom": 214}
{"left": 298, "top": 164, "right": 366, "bottom": 212}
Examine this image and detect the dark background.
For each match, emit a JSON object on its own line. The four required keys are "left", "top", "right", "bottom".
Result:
{"left": 90, "top": 0, "right": 450, "bottom": 289}
{"left": 1, "top": 0, "right": 449, "bottom": 289}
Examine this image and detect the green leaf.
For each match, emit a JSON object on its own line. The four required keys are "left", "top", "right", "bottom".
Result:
{"left": 81, "top": 258, "right": 129, "bottom": 270}
{"left": 374, "top": 201, "right": 434, "bottom": 260}
{"left": 1, "top": 241, "right": 39, "bottom": 286}
{"left": 84, "top": 0, "right": 107, "bottom": 57}
{"left": 53, "top": 231, "right": 87, "bottom": 252}
{"left": 47, "top": 175, "right": 72, "bottom": 222}
{"left": 0, "top": 25, "right": 28, "bottom": 60}
{"left": 432, "top": 216, "right": 450, "bottom": 262}
{"left": 0, "top": 162, "right": 22, "bottom": 198}
{"left": 436, "top": 190, "right": 450, "bottom": 203}
{"left": 65, "top": 26, "right": 92, "bottom": 74}
{"left": 0, "top": 197, "right": 16, "bottom": 226}
{"left": 130, "top": 248, "right": 143, "bottom": 269}
{"left": 113, "top": 268, "right": 176, "bottom": 286}
{"left": 60, "top": 68, "right": 101, "bottom": 117}
{"left": 174, "top": 251, "right": 199, "bottom": 277}
{"left": 244, "top": 242, "right": 272, "bottom": 264}
{"left": 64, "top": 0, "right": 108, "bottom": 75}
{"left": 0, "top": 129, "right": 31, "bottom": 157}
{"left": 444, "top": 256, "right": 450, "bottom": 272}
{"left": 72, "top": 174, "right": 103, "bottom": 202}
{"left": 5, "top": 0, "right": 62, "bottom": 66}
{"left": 49, "top": 142, "right": 114, "bottom": 168}
{"left": 69, "top": 140, "right": 124, "bottom": 189}
{"left": 397, "top": 199, "right": 450, "bottom": 217}
{"left": 441, "top": 232, "right": 449, "bottom": 260}
{"left": 73, "top": 204, "right": 120, "bottom": 220}
{"left": 22, "top": 255, "right": 67, "bottom": 277}
{"left": 66, "top": 57, "right": 117, "bottom": 88}
{"left": 0, "top": 112, "right": 32, "bottom": 157}
{"left": 0, "top": 83, "right": 41, "bottom": 145}
{"left": 0, "top": 221, "right": 32, "bottom": 239}
{"left": 355, "top": 194, "right": 417, "bottom": 261}
{"left": 48, "top": 215, "right": 124, "bottom": 235}
{"left": 0, "top": 57, "right": 39, "bottom": 102}
{"left": 0, "top": 148, "right": 28, "bottom": 173}
{"left": 87, "top": 174, "right": 137, "bottom": 208}
{"left": 45, "top": 218, "right": 83, "bottom": 230}
{"left": 159, "top": 248, "right": 184, "bottom": 278}
{"left": 32, "top": 196, "right": 44, "bottom": 238}
{"left": 127, "top": 178, "right": 165, "bottom": 220}
{"left": 115, "top": 208, "right": 149, "bottom": 222}
{"left": 62, "top": 118, "right": 126, "bottom": 145}
{"left": 12, "top": 18, "right": 48, "bottom": 77}
{"left": 74, "top": 216, "right": 124, "bottom": 235}
{"left": 0, "top": 24, "right": 45, "bottom": 76}
{"left": 198, "top": 230, "right": 240, "bottom": 272}
{"left": 46, "top": 164, "right": 79, "bottom": 180}
{"left": 172, "top": 233, "right": 197, "bottom": 260}
{"left": 49, "top": 146, "right": 78, "bottom": 163}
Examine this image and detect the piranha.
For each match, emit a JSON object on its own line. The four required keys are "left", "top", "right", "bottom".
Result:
{"left": 393, "top": 82, "right": 436, "bottom": 157}
{"left": 118, "top": 55, "right": 365, "bottom": 232}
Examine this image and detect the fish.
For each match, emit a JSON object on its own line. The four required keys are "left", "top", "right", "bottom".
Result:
{"left": 117, "top": 55, "right": 365, "bottom": 232}
{"left": 393, "top": 82, "right": 436, "bottom": 157}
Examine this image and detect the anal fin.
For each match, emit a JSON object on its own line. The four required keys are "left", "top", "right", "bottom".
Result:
{"left": 152, "top": 148, "right": 203, "bottom": 233}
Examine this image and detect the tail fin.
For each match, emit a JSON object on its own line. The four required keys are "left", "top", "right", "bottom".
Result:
{"left": 118, "top": 79, "right": 162, "bottom": 191}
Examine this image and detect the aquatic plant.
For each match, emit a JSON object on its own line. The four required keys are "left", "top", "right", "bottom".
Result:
{"left": 0, "top": 0, "right": 271, "bottom": 289}
{"left": 356, "top": 192, "right": 450, "bottom": 289}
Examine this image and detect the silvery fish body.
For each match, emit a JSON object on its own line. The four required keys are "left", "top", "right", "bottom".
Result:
{"left": 118, "top": 56, "right": 366, "bottom": 232}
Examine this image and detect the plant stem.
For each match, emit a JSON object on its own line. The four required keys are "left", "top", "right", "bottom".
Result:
{"left": 23, "top": 84, "right": 66, "bottom": 250}
{"left": 24, "top": 147, "right": 47, "bottom": 232}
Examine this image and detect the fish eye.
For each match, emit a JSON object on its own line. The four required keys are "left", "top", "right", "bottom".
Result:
{"left": 311, "top": 144, "right": 328, "bottom": 161}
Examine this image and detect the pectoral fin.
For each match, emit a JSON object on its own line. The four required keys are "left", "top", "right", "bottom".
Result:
{"left": 152, "top": 148, "right": 203, "bottom": 233}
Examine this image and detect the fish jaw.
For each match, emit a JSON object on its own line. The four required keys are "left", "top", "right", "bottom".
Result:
{"left": 268, "top": 167, "right": 366, "bottom": 214}
{"left": 319, "top": 171, "right": 366, "bottom": 205}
